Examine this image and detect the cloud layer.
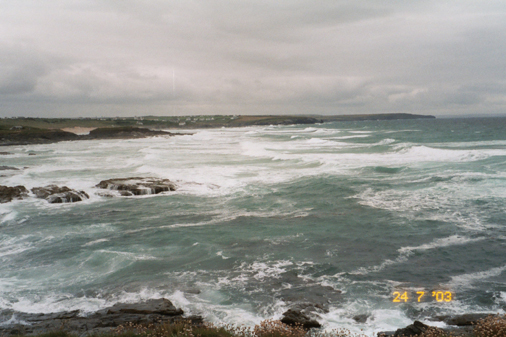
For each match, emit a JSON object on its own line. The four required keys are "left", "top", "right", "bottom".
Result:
{"left": 1, "top": 1, "right": 506, "bottom": 117}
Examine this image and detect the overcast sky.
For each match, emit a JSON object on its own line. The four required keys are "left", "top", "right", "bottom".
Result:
{"left": 1, "top": 1, "right": 505, "bottom": 117}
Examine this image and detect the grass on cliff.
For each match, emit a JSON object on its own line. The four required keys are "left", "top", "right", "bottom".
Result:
{"left": 14, "top": 315, "right": 506, "bottom": 337}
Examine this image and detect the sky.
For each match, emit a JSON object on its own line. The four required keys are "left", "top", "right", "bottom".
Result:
{"left": 1, "top": 1, "right": 506, "bottom": 118}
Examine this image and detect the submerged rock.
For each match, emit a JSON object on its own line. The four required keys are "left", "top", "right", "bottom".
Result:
{"left": 0, "top": 185, "right": 29, "bottom": 203}
{"left": 31, "top": 185, "right": 89, "bottom": 203}
{"left": 0, "top": 166, "right": 19, "bottom": 170}
{"left": 95, "top": 177, "right": 176, "bottom": 196}
{"left": 281, "top": 309, "right": 321, "bottom": 329}
{"left": 353, "top": 314, "right": 369, "bottom": 323}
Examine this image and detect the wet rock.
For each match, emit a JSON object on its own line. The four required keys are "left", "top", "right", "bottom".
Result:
{"left": 96, "top": 177, "right": 176, "bottom": 196}
{"left": 393, "top": 321, "right": 442, "bottom": 337}
{"left": 377, "top": 332, "right": 395, "bottom": 337}
{"left": 0, "top": 152, "right": 13, "bottom": 155}
{"left": 0, "top": 298, "right": 187, "bottom": 336}
{"left": 0, "top": 166, "right": 19, "bottom": 170}
{"left": 281, "top": 309, "right": 321, "bottom": 329}
{"left": 353, "top": 314, "right": 369, "bottom": 323}
{"left": 102, "top": 298, "right": 184, "bottom": 316}
{"left": 0, "top": 185, "right": 29, "bottom": 203}
{"left": 31, "top": 185, "right": 89, "bottom": 203}
{"left": 432, "top": 313, "right": 493, "bottom": 326}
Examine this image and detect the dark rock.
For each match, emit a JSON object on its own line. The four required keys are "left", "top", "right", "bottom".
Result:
{"left": 433, "top": 313, "right": 493, "bottom": 326}
{"left": 394, "top": 321, "right": 442, "bottom": 337}
{"left": 0, "top": 166, "right": 19, "bottom": 170}
{"left": 290, "top": 302, "right": 327, "bottom": 315}
{"left": 0, "top": 185, "right": 29, "bottom": 203}
{"left": 353, "top": 314, "right": 369, "bottom": 323}
{"left": 377, "top": 332, "right": 395, "bottom": 337}
{"left": 281, "top": 309, "right": 321, "bottom": 329}
{"left": 96, "top": 177, "right": 176, "bottom": 196}
{"left": 28, "top": 152, "right": 36, "bottom": 155}
{"left": 85, "top": 127, "right": 174, "bottom": 139}
{"left": 31, "top": 185, "right": 89, "bottom": 203}
{"left": 0, "top": 127, "right": 79, "bottom": 146}
{"left": 0, "top": 298, "right": 187, "bottom": 336}
{"left": 0, "top": 152, "right": 13, "bottom": 155}
{"left": 104, "top": 298, "right": 184, "bottom": 316}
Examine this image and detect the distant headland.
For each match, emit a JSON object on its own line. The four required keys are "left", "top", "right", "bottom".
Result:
{"left": 0, "top": 113, "right": 435, "bottom": 146}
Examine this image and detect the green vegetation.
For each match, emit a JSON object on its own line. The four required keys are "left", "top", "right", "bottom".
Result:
{"left": 10, "top": 315, "right": 506, "bottom": 337}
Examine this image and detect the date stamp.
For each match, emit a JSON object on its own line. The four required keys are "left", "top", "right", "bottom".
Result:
{"left": 392, "top": 290, "right": 453, "bottom": 303}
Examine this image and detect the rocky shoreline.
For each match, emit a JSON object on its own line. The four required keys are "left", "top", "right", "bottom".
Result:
{"left": 0, "top": 126, "right": 186, "bottom": 147}
{"left": 0, "top": 298, "right": 500, "bottom": 337}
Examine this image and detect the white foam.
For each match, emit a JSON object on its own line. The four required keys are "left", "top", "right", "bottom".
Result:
{"left": 82, "top": 238, "right": 110, "bottom": 247}
{"left": 446, "top": 265, "right": 506, "bottom": 289}
{"left": 398, "top": 235, "right": 485, "bottom": 255}
{"left": 376, "top": 138, "right": 396, "bottom": 145}
{"left": 0, "top": 210, "right": 17, "bottom": 224}
{"left": 320, "top": 307, "right": 412, "bottom": 336}
{"left": 350, "top": 235, "right": 485, "bottom": 275}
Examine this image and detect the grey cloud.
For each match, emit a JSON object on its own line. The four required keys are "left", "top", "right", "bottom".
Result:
{"left": 1, "top": 1, "right": 506, "bottom": 117}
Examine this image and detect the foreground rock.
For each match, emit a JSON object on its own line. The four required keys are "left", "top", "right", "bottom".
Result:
{"left": 281, "top": 309, "right": 321, "bottom": 329}
{"left": 431, "top": 313, "right": 492, "bottom": 326}
{"left": 31, "top": 185, "right": 89, "bottom": 203}
{"left": 96, "top": 177, "right": 176, "bottom": 196}
{"left": 377, "top": 314, "right": 501, "bottom": 337}
{"left": 393, "top": 321, "right": 441, "bottom": 337}
{"left": 0, "top": 298, "right": 197, "bottom": 336}
{"left": 0, "top": 185, "right": 29, "bottom": 203}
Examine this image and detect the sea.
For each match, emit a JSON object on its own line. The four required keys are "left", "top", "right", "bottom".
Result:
{"left": 1, "top": 117, "right": 505, "bottom": 335}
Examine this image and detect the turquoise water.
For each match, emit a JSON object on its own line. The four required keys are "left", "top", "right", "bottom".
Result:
{"left": 1, "top": 117, "right": 505, "bottom": 334}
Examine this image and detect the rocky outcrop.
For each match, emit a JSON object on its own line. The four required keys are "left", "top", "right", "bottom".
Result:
{"left": 0, "top": 128, "right": 79, "bottom": 146}
{"left": 353, "top": 314, "right": 369, "bottom": 323}
{"left": 84, "top": 127, "right": 174, "bottom": 139}
{"left": 0, "top": 298, "right": 195, "bottom": 336}
{"left": 377, "top": 315, "right": 501, "bottom": 337}
{"left": 431, "top": 313, "right": 492, "bottom": 326}
{"left": 0, "top": 185, "right": 29, "bottom": 203}
{"left": 31, "top": 185, "right": 89, "bottom": 203}
{"left": 99, "top": 299, "right": 183, "bottom": 316}
{"left": 280, "top": 309, "right": 321, "bottom": 329}
{"left": 0, "top": 166, "right": 19, "bottom": 170}
{"left": 0, "top": 126, "right": 176, "bottom": 146}
{"left": 392, "top": 321, "right": 438, "bottom": 337}
{"left": 95, "top": 177, "right": 176, "bottom": 196}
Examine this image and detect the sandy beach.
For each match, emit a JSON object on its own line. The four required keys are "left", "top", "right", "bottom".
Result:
{"left": 61, "top": 127, "right": 97, "bottom": 135}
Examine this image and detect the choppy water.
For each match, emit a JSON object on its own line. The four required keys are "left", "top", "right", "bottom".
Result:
{"left": 1, "top": 117, "right": 505, "bottom": 335}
